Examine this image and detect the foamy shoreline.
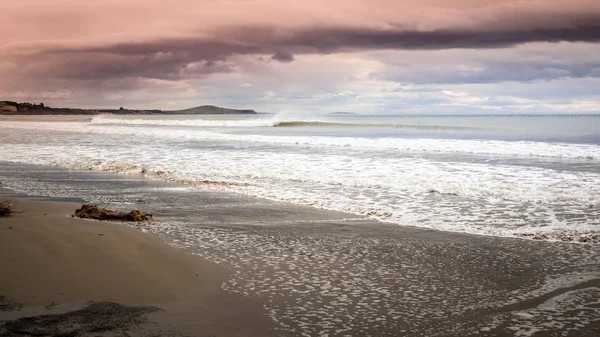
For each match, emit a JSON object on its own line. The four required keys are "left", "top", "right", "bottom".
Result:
{"left": 1, "top": 166, "right": 599, "bottom": 336}
{"left": 1, "top": 115, "right": 599, "bottom": 242}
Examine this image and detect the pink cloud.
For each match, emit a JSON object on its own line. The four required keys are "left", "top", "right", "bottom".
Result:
{"left": 1, "top": 0, "right": 599, "bottom": 108}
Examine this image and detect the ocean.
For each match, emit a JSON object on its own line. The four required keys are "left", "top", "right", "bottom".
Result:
{"left": 1, "top": 113, "right": 599, "bottom": 242}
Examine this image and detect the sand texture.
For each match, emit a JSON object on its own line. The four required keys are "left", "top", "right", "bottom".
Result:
{"left": 0, "top": 197, "right": 274, "bottom": 337}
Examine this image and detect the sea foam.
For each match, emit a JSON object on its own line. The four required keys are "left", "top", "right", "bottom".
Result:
{"left": 1, "top": 120, "right": 599, "bottom": 242}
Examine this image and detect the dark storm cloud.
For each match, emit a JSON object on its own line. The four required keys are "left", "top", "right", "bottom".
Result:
{"left": 373, "top": 58, "right": 600, "bottom": 85}
{"left": 31, "top": 23, "right": 599, "bottom": 82}
{"left": 281, "top": 25, "right": 600, "bottom": 51}
{"left": 75, "top": 23, "right": 600, "bottom": 56}
{"left": 271, "top": 51, "right": 295, "bottom": 62}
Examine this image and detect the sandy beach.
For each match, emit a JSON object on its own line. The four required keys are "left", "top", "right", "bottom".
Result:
{"left": 0, "top": 115, "right": 94, "bottom": 122}
{"left": 0, "top": 162, "right": 599, "bottom": 336}
{"left": 0, "top": 196, "right": 274, "bottom": 336}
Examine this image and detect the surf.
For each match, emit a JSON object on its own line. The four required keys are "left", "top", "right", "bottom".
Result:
{"left": 89, "top": 114, "right": 474, "bottom": 130}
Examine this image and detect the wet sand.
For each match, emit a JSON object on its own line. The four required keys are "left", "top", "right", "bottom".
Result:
{"left": 1, "top": 162, "right": 600, "bottom": 336}
{"left": 0, "top": 196, "right": 274, "bottom": 336}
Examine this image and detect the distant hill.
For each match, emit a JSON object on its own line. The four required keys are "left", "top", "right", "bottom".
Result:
{"left": 0, "top": 101, "right": 257, "bottom": 115}
{"left": 169, "top": 105, "right": 256, "bottom": 114}
{"left": 329, "top": 112, "right": 356, "bottom": 115}
{"left": 0, "top": 101, "right": 18, "bottom": 112}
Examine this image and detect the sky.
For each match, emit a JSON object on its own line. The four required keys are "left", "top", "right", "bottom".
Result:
{"left": 1, "top": 0, "right": 599, "bottom": 114}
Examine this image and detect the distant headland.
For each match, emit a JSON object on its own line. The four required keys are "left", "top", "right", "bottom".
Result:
{"left": 329, "top": 112, "right": 356, "bottom": 115}
{"left": 0, "top": 101, "right": 257, "bottom": 115}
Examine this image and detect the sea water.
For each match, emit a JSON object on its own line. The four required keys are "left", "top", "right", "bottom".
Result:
{"left": 1, "top": 113, "right": 599, "bottom": 241}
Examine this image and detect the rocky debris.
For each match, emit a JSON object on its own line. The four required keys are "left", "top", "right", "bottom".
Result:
{"left": 0, "top": 201, "right": 12, "bottom": 217}
{"left": 0, "top": 302, "right": 161, "bottom": 336}
{"left": 568, "top": 234, "right": 600, "bottom": 244}
{"left": 72, "top": 204, "right": 152, "bottom": 222}
{"left": 427, "top": 189, "right": 459, "bottom": 196}
{"left": 519, "top": 233, "right": 600, "bottom": 244}
{"left": 365, "top": 210, "right": 393, "bottom": 219}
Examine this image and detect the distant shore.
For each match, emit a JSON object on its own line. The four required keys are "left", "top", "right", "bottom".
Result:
{"left": 0, "top": 115, "right": 94, "bottom": 122}
{"left": 0, "top": 195, "right": 274, "bottom": 336}
{"left": 0, "top": 101, "right": 257, "bottom": 115}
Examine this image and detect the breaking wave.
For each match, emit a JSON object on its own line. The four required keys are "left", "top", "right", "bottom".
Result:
{"left": 90, "top": 115, "right": 473, "bottom": 130}
{"left": 1, "top": 116, "right": 600, "bottom": 244}
{"left": 2, "top": 120, "right": 599, "bottom": 160}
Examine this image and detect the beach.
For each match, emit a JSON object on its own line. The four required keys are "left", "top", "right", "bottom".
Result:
{"left": 0, "top": 115, "right": 94, "bottom": 122}
{"left": 0, "top": 163, "right": 599, "bottom": 336}
{"left": 0, "top": 194, "right": 274, "bottom": 336}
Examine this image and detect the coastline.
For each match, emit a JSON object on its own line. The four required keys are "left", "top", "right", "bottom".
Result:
{"left": 0, "top": 115, "right": 94, "bottom": 122}
{"left": 0, "top": 194, "right": 274, "bottom": 336}
{"left": 0, "top": 161, "right": 599, "bottom": 336}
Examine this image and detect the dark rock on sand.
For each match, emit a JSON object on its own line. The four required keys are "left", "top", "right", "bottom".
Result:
{"left": 0, "top": 201, "right": 12, "bottom": 217}
{"left": 72, "top": 204, "right": 152, "bottom": 222}
{"left": 0, "top": 302, "right": 161, "bottom": 337}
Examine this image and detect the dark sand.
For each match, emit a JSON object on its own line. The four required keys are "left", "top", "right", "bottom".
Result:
{"left": 1, "top": 162, "right": 600, "bottom": 337}
{"left": 0, "top": 197, "right": 274, "bottom": 336}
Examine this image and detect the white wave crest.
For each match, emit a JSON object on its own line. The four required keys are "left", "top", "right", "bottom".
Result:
{"left": 90, "top": 114, "right": 300, "bottom": 127}
{"left": 1, "top": 120, "right": 599, "bottom": 160}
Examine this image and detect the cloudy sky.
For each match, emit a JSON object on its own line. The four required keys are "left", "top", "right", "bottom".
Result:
{"left": 1, "top": 0, "right": 599, "bottom": 113}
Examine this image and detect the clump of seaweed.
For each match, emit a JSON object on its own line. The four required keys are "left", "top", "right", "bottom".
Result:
{"left": 0, "top": 200, "right": 13, "bottom": 217}
{"left": 72, "top": 204, "right": 152, "bottom": 222}
{"left": 0, "top": 302, "right": 161, "bottom": 335}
